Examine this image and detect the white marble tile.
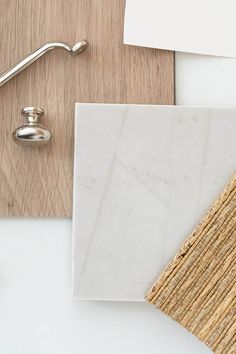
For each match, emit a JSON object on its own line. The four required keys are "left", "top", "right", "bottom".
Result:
{"left": 73, "top": 104, "right": 236, "bottom": 301}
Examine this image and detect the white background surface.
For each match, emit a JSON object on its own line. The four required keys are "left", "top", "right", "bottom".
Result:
{"left": 1, "top": 52, "right": 235, "bottom": 353}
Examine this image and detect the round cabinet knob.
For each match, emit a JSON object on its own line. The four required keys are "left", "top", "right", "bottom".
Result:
{"left": 12, "top": 107, "right": 52, "bottom": 147}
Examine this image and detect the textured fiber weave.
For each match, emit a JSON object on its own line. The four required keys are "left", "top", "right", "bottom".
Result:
{"left": 146, "top": 174, "right": 236, "bottom": 354}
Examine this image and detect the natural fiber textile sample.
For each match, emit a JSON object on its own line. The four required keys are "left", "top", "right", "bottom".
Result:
{"left": 146, "top": 174, "right": 236, "bottom": 354}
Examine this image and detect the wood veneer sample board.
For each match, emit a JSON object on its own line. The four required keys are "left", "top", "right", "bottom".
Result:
{"left": 0, "top": 0, "right": 174, "bottom": 217}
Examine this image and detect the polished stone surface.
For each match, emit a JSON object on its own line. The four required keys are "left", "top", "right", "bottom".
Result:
{"left": 73, "top": 104, "right": 236, "bottom": 301}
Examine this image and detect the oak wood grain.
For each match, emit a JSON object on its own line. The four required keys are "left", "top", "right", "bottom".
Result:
{"left": 0, "top": 0, "right": 174, "bottom": 217}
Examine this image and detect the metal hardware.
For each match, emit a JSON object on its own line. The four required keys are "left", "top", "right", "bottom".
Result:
{"left": 12, "top": 107, "right": 52, "bottom": 146}
{"left": 0, "top": 40, "right": 89, "bottom": 87}
{"left": 0, "top": 40, "right": 88, "bottom": 146}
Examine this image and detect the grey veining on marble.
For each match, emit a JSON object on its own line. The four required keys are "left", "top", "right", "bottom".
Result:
{"left": 73, "top": 104, "right": 236, "bottom": 301}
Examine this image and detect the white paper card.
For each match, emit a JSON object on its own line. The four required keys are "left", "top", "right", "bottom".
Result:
{"left": 73, "top": 104, "right": 236, "bottom": 301}
{"left": 124, "top": 0, "right": 236, "bottom": 58}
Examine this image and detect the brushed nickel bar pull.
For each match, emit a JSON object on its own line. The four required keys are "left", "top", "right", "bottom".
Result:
{"left": 0, "top": 40, "right": 89, "bottom": 87}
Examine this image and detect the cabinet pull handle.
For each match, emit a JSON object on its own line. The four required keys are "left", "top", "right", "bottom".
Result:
{"left": 0, "top": 40, "right": 89, "bottom": 87}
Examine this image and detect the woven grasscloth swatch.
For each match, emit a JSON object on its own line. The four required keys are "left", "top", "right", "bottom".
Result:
{"left": 146, "top": 174, "right": 236, "bottom": 354}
